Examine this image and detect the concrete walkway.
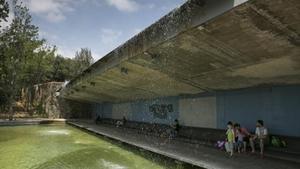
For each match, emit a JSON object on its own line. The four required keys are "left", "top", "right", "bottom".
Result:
{"left": 67, "top": 120, "right": 300, "bottom": 169}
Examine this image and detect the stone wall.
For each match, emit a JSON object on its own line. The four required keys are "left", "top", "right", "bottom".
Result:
{"left": 21, "top": 82, "right": 64, "bottom": 118}
{"left": 8, "top": 82, "right": 93, "bottom": 119}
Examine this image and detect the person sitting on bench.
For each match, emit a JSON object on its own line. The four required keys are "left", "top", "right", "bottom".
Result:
{"left": 250, "top": 120, "right": 268, "bottom": 158}
{"left": 170, "top": 119, "right": 180, "bottom": 138}
{"left": 95, "top": 115, "right": 101, "bottom": 124}
{"left": 122, "top": 116, "right": 127, "bottom": 125}
{"left": 234, "top": 123, "right": 251, "bottom": 153}
{"left": 116, "top": 116, "right": 127, "bottom": 128}
{"left": 162, "top": 119, "right": 181, "bottom": 145}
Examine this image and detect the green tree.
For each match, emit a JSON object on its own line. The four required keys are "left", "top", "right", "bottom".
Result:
{"left": 0, "top": 0, "right": 95, "bottom": 117}
{"left": 74, "top": 48, "right": 94, "bottom": 75}
{"left": 0, "top": 0, "right": 45, "bottom": 117}
{"left": 52, "top": 55, "right": 76, "bottom": 81}
{"left": 0, "top": 0, "right": 9, "bottom": 25}
{"left": 23, "top": 45, "right": 56, "bottom": 85}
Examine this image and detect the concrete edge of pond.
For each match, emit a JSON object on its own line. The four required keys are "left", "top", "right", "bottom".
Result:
{"left": 67, "top": 121, "right": 209, "bottom": 169}
{"left": 0, "top": 119, "right": 66, "bottom": 126}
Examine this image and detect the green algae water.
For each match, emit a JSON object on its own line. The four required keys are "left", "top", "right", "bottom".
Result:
{"left": 0, "top": 124, "right": 198, "bottom": 169}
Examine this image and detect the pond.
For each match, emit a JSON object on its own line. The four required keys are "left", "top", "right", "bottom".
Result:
{"left": 0, "top": 124, "right": 200, "bottom": 169}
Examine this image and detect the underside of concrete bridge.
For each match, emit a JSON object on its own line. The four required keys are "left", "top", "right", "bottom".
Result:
{"left": 61, "top": 0, "right": 300, "bottom": 103}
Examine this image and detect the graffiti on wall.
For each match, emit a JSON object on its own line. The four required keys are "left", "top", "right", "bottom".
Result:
{"left": 149, "top": 104, "right": 173, "bottom": 119}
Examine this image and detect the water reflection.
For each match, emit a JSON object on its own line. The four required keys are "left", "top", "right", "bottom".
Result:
{"left": 0, "top": 124, "right": 200, "bottom": 169}
{"left": 43, "top": 130, "right": 70, "bottom": 135}
{"left": 101, "top": 159, "right": 127, "bottom": 169}
{"left": 33, "top": 147, "right": 133, "bottom": 169}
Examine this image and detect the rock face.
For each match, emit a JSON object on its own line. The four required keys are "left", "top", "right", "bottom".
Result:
{"left": 20, "top": 82, "right": 94, "bottom": 119}
{"left": 21, "top": 82, "right": 64, "bottom": 118}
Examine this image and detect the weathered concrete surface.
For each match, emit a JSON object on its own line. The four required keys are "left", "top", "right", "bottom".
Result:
{"left": 68, "top": 121, "right": 300, "bottom": 169}
{"left": 61, "top": 0, "right": 300, "bottom": 103}
{"left": 179, "top": 96, "right": 217, "bottom": 128}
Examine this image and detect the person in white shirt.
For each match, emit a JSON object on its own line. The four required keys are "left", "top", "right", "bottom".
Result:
{"left": 250, "top": 120, "right": 268, "bottom": 157}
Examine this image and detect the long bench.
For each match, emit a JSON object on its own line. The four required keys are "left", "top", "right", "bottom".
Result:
{"left": 99, "top": 118, "right": 173, "bottom": 138}
{"left": 178, "top": 126, "right": 225, "bottom": 145}
{"left": 98, "top": 118, "right": 225, "bottom": 145}
{"left": 96, "top": 118, "right": 300, "bottom": 160}
{"left": 89, "top": 118, "right": 300, "bottom": 163}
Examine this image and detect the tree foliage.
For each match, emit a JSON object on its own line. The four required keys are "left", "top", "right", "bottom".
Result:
{"left": 52, "top": 55, "right": 76, "bottom": 81}
{"left": 0, "top": 0, "right": 94, "bottom": 114}
{"left": 74, "top": 48, "right": 94, "bottom": 75}
{"left": 51, "top": 48, "right": 94, "bottom": 82}
{"left": 0, "top": 0, "right": 9, "bottom": 24}
{"left": 0, "top": 0, "right": 44, "bottom": 113}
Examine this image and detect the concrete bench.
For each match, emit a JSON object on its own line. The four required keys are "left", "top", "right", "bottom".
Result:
{"left": 97, "top": 119, "right": 300, "bottom": 155}
{"left": 94, "top": 118, "right": 300, "bottom": 162}
{"left": 98, "top": 118, "right": 226, "bottom": 145}
{"left": 267, "top": 135, "right": 300, "bottom": 153}
{"left": 176, "top": 126, "right": 300, "bottom": 163}
{"left": 178, "top": 126, "right": 225, "bottom": 145}
{"left": 98, "top": 118, "right": 173, "bottom": 137}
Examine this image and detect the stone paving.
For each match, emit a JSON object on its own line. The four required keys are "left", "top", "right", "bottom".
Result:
{"left": 67, "top": 120, "right": 300, "bottom": 169}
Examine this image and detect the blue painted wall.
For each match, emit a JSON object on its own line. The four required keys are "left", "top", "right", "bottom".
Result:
{"left": 217, "top": 85, "right": 300, "bottom": 137}
{"left": 91, "top": 85, "right": 300, "bottom": 137}
{"left": 93, "top": 96, "right": 179, "bottom": 125}
{"left": 129, "top": 97, "right": 179, "bottom": 124}
{"left": 93, "top": 102, "right": 112, "bottom": 118}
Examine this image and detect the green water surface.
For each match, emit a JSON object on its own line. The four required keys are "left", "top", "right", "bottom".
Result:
{"left": 0, "top": 124, "right": 198, "bottom": 169}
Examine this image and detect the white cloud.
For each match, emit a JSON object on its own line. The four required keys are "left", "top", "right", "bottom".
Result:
{"left": 24, "top": 0, "right": 74, "bottom": 23}
{"left": 133, "top": 28, "right": 142, "bottom": 35}
{"left": 147, "top": 3, "right": 155, "bottom": 9}
{"left": 105, "top": 0, "right": 139, "bottom": 12}
{"left": 39, "top": 30, "right": 58, "bottom": 42}
{"left": 92, "top": 52, "right": 102, "bottom": 60}
{"left": 56, "top": 46, "right": 76, "bottom": 58}
{"left": 96, "top": 28, "right": 124, "bottom": 58}
{"left": 100, "top": 28, "right": 122, "bottom": 45}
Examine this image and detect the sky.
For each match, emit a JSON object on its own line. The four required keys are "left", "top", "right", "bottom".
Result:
{"left": 5, "top": 0, "right": 186, "bottom": 60}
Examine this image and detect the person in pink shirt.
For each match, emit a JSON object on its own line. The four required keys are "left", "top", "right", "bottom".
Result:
{"left": 234, "top": 123, "right": 251, "bottom": 152}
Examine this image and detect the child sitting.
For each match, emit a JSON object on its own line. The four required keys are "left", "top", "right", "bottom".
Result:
{"left": 236, "top": 128, "right": 244, "bottom": 153}
{"left": 234, "top": 123, "right": 251, "bottom": 152}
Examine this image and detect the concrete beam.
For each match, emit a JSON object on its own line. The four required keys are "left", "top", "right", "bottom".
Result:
{"left": 65, "top": 0, "right": 249, "bottom": 90}
{"left": 61, "top": 0, "right": 300, "bottom": 103}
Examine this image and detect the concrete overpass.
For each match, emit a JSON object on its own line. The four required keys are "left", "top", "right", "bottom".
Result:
{"left": 61, "top": 0, "right": 300, "bottom": 103}
{"left": 60, "top": 0, "right": 300, "bottom": 137}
